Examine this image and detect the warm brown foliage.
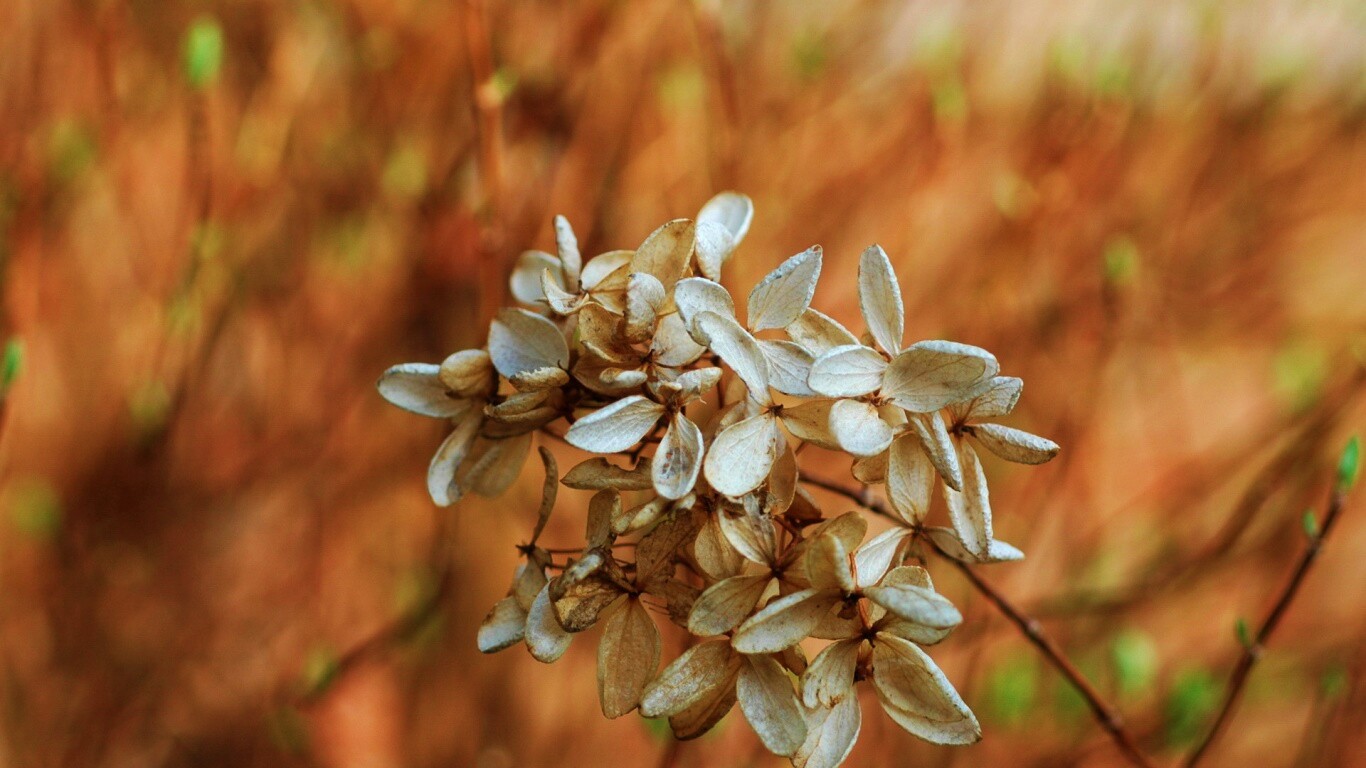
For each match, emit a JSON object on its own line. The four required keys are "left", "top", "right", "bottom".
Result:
{"left": 1, "top": 1, "right": 1364, "bottom": 767}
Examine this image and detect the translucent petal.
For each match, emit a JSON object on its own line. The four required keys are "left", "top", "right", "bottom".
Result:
{"left": 858, "top": 245, "right": 904, "bottom": 355}
{"left": 870, "top": 635, "right": 980, "bottom": 745}
{"left": 808, "top": 345, "right": 888, "bottom": 398}
{"left": 887, "top": 434, "right": 934, "bottom": 524}
{"left": 882, "top": 341, "right": 999, "bottom": 413}
{"left": 488, "top": 308, "right": 570, "bottom": 378}
{"left": 732, "top": 589, "right": 842, "bottom": 654}
{"left": 971, "top": 423, "right": 1060, "bottom": 465}
{"left": 640, "top": 639, "right": 740, "bottom": 717}
{"left": 565, "top": 396, "right": 666, "bottom": 453}
{"left": 631, "top": 218, "right": 695, "bottom": 292}
{"left": 738, "top": 655, "right": 809, "bottom": 757}
{"left": 801, "top": 639, "right": 860, "bottom": 708}
{"left": 653, "top": 413, "right": 704, "bottom": 500}
{"left": 695, "top": 311, "right": 771, "bottom": 405}
{"left": 598, "top": 597, "right": 661, "bottom": 718}
{"left": 377, "top": 363, "right": 467, "bottom": 418}
{"left": 829, "top": 399, "right": 894, "bottom": 458}
{"left": 688, "top": 574, "right": 772, "bottom": 636}
{"left": 704, "top": 412, "right": 780, "bottom": 497}
{"left": 747, "top": 246, "right": 822, "bottom": 331}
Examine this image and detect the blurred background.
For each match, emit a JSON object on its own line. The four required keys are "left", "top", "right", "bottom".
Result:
{"left": 2, "top": 0, "right": 1364, "bottom": 766}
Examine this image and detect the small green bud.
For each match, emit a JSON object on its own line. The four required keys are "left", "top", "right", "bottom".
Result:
{"left": 1, "top": 337, "right": 22, "bottom": 395}
{"left": 183, "top": 17, "right": 224, "bottom": 90}
{"left": 1234, "top": 617, "right": 1253, "bottom": 650}
{"left": 1337, "top": 436, "right": 1360, "bottom": 492}
{"left": 1302, "top": 510, "right": 1319, "bottom": 539}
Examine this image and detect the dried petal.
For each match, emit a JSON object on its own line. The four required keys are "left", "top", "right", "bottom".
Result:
{"left": 788, "top": 308, "right": 859, "bottom": 355}
{"left": 511, "top": 250, "right": 560, "bottom": 305}
{"left": 870, "top": 634, "right": 980, "bottom": 745}
{"left": 459, "top": 432, "right": 533, "bottom": 497}
{"left": 565, "top": 396, "right": 666, "bottom": 453}
{"left": 779, "top": 400, "right": 841, "bottom": 451}
{"left": 805, "top": 533, "right": 855, "bottom": 594}
{"left": 971, "top": 423, "right": 1060, "bottom": 465}
{"left": 923, "top": 527, "right": 1024, "bottom": 564}
{"left": 669, "top": 675, "right": 739, "bottom": 740}
{"left": 654, "top": 412, "right": 704, "bottom": 500}
{"left": 697, "top": 192, "right": 753, "bottom": 250}
{"left": 525, "top": 584, "right": 573, "bottom": 662}
{"left": 426, "top": 413, "right": 484, "bottom": 506}
{"left": 882, "top": 341, "right": 998, "bottom": 413}
{"left": 693, "top": 221, "right": 736, "bottom": 282}
{"left": 887, "top": 434, "right": 934, "bottom": 524}
{"left": 652, "top": 313, "right": 707, "bottom": 368}
{"left": 553, "top": 215, "right": 581, "bottom": 291}
{"left": 952, "top": 375, "right": 1022, "bottom": 421}
{"left": 801, "top": 639, "right": 860, "bottom": 708}
{"left": 762, "top": 340, "right": 817, "bottom": 397}
{"left": 438, "top": 349, "right": 496, "bottom": 399}
{"left": 488, "top": 308, "right": 570, "bottom": 378}
{"left": 852, "top": 451, "right": 889, "bottom": 484}
{"left": 808, "top": 344, "right": 888, "bottom": 398}
{"left": 748, "top": 246, "right": 822, "bottom": 331}
{"left": 854, "top": 528, "right": 912, "bottom": 588}
{"left": 858, "top": 245, "right": 905, "bottom": 356}
{"left": 793, "top": 694, "right": 862, "bottom": 768}
{"left": 674, "top": 277, "right": 736, "bottom": 340}
{"left": 732, "top": 589, "right": 841, "bottom": 654}
{"left": 910, "top": 412, "right": 964, "bottom": 492}
{"left": 695, "top": 311, "right": 771, "bottom": 405}
{"left": 829, "top": 399, "right": 894, "bottom": 458}
{"left": 625, "top": 272, "right": 667, "bottom": 342}
{"left": 508, "top": 366, "right": 570, "bottom": 392}
{"left": 863, "top": 583, "right": 961, "bottom": 630}
{"left": 632, "top": 219, "right": 695, "bottom": 292}
{"left": 562, "top": 457, "right": 654, "bottom": 491}
{"left": 378, "top": 363, "right": 467, "bottom": 418}
{"left": 718, "top": 507, "right": 778, "bottom": 565}
{"left": 738, "top": 655, "right": 809, "bottom": 757}
{"left": 704, "top": 413, "right": 780, "bottom": 497}
{"left": 640, "top": 639, "right": 741, "bottom": 717}
{"left": 581, "top": 250, "right": 633, "bottom": 291}
{"left": 943, "top": 441, "right": 992, "bottom": 556}
{"left": 693, "top": 514, "right": 744, "bottom": 580}
{"left": 688, "top": 574, "right": 772, "bottom": 636}
{"left": 598, "top": 597, "right": 661, "bottom": 718}
{"left": 477, "top": 596, "right": 526, "bottom": 653}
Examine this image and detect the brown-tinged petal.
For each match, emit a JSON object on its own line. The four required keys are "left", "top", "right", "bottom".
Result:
{"left": 768, "top": 439, "right": 799, "bottom": 514}
{"left": 525, "top": 584, "right": 573, "bottom": 662}
{"left": 640, "top": 639, "right": 741, "bottom": 717}
{"left": 887, "top": 434, "right": 934, "bottom": 524}
{"left": 870, "top": 634, "right": 980, "bottom": 745}
{"left": 426, "top": 412, "right": 484, "bottom": 506}
{"left": 854, "top": 528, "right": 912, "bottom": 589}
{"left": 704, "top": 412, "right": 780, "bottom": 497}
{"left": 585, "top": 489, "right": 620, "bottom": 550}
{"left": 598, "top": 597, "right": 662, "bottom": 718}
{"left": 528, "top": 446, "right": 558, "bottom": 545}
{"left": 971, "top": 423, "right": 1060, "bottom": 465}
{"left": 793, "top": 694, "right": 862, "bottom": 768}
{"left": 943, "top": 441, "right": 992, "bottom": 556}
{"left": 789, "top": 512, "right": 868, "bottom": 565}
{"left": 881, "top": 341, "right": 998, "bottom": 413}
{"left": 551, "top": 558, "right": 621, "bottom": 632}
{"left": 508, "top": 365, "right": 569, "bottom": 392}
{"left": 787, "top": 308, "right": 859, "bottom": 355}
{"left": 747, "top": 246, "right": 822, "bottom": 331}
{"left": 669, "top": 673, "right": 739, "bottom": 740}
{"left": 829, "top": 399, "right": 894, "bottom": 458}
{"left": 438, "top": 349, "right": 496, "bottom": 400}
{"left": 852, "top": 451, "right": 889, "bottom": 484}
{"left": 581, "top": 249, "right": 633, "bottom": 291}
{"left": 780, "top": 400, "right": 841, "bottom": 451}
{"left": 693, "top": 513, "right": 745, "bottom": 580}
{"left": 951, "top": 375, "right": 1022, "bottom": 421}
{"left": 909, "top": 412, "right": 964, "bottom": 492}
{"left": 458, "top": 431, "right": 533, "bottom": 498}
{"left": 632, "top": 219, "right": 695, "bottom": 292}
{"left": 858, "top": 245, "right": 904, "bottom": 356}
{"left": 808, "top": 345, "right": 888, "bottom": 398}
{"left": 512, "top": 560, "right": 548, "bottom": 612}
{"left": 762, "top": 340, "right": 817, "bottom": 397}
{"left": 738, "top": 655, "right": 809, "bottom": 756}
{"left": 613, "top": 494, "right": 670, "bottom": 536}
{"left": 674, "top": 366, "right": 723, "bottom": 402}
{"left": 378, "top": 363, "right": 468, "bottom": 418}
{"left": 801, "top": 639, "right": 861, "bottom": 708}
{"left": 543, "top": 269, "right": 584, "bottom": 315}
{"left": 872, "top": 566, "right": 955, "bottom": 646}
{"left": 652, "top": 312, "right": 707, "bottom": 368}
{"left": 718, "top": 506, "right": 778, "bottom": 565}
{"left": 476, "top": 596, "right": 526, "bottom": 653}
{"left": 732, "top": 589, "right": 842, "bottom": 654}
{"left": 688, "top": 574, "right": 772, "bottom": 636}
{"left": 805, "top": 534, "right": 855, "bottom": 594}
{"left": 565, "top": 395, "right": 666, "bottom": 453}
{"left": 695, "top": 311, "right": 771, "bottom": 405}
{"left": 634, "top": 511, "right": 701, "bottom": 586}
{"left": 653, "top": 412, "right": 704, "bottom": 500}
{"left": 562, "top": 457, "right": 654, "bottom": 491}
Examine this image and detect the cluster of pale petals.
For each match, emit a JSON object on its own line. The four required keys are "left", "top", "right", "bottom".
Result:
{"left": 376, "top": 193, "right": 1059, "bottom": 766}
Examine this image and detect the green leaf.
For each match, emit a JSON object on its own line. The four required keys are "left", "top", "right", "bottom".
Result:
{"left": 1234, "top": 618, "right": 1253, "bottom": 650}
{"left": 1164, "top": 668, "right": 1221, "bottom": 747}
{"left": 183, "top": 17, "right": 224, "bottom": 90}
{"left": 1110, "top": 629, "right": 1159, "bottom": 697}
{"left": 1338, "top": 436, "right": 1360, "bottom": 492}
{"left": 1, "top": 337, "right": 22, "bottom": 395}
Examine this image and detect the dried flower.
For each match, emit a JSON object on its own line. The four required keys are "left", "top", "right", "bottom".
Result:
{"left": 377, "top": 192, "right": 1059, "bottom": 766}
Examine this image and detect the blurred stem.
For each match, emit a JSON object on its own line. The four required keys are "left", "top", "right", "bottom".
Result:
{"left": 1183, "top": 483, "right": 1352, "bottom": 767}
{"left": 801, "top": 474, "right": 1157, "bottom": 768}
{"left": 462, "top": 0, "right": 505, "bottom": 324}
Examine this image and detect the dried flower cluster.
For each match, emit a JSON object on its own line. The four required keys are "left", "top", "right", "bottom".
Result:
{"left": 377, "top": 193, "right": 1059, "bottom": 766}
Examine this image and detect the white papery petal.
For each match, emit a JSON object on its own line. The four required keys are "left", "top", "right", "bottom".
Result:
{"left": 553, "top": 215, "right": 582, "bottom": 291}
{"left": 694, "top": 221, "right": 736, "bottom": 282}
{"left": 565, "top": 396, "right": 666, "bottom": 453}
{"left": 863, "top": 583, "right": 961, "bottom": 629}
{"left": 882, "top": 341, "right": 998, "bottom": 413}
{"left": 580, "top": 250, "right": 633, "bottom": 291}
{"left": 787, "top": 308, "right": 859, "bottom": 355}
{"left": 476, "top": 595, "right": 526, "bottom": 653}
{"left": 780, "top": 400, "right": 841, "bottom": 451}
{"left": 943, "top": 441, "right": 992, "bottom": 556}
{"left": 511, "top": 250, "right": 560, "bottom": 305}
{"left": 653, "top": 412, "right": 703, "bottom": 500}
{"left": 695, "top": 311, "right": 771, "bottom": 406}
{"left": 858, "top": 245, "right": 905, "bottom": 356}
{"left": 488, "top": 308, "right": 570, "bottom": 378}
{"left": 652, "top": 313, "right": 707, "bottom": 368}
{"left": 828, "top": 399, "right": 894, "bottom": 458}
{"left": 704, "top": 412, "right": 780, "bottom": 497}
{"left": 793, "top": 695, "right": 862, "bottom": 768}
{"left": 910, "top": 412, "right": 963, "bottom": 492}
{"left": 887, "top": 434, "right": 934, "bottom": 524}
{"left": 762, "top": 340, "right": 817, "bottom": 397}
{"left": 871, "top": 635, "right": 980, "bottom": 745}
{"left": 688, "top": 574, "right": 771, "bottom": 636}
{"left": 953, "top": 375, "right": 1022, "bottom": 421}
{"left": 747, "top": 246, "right": 822, "bottom": 331}
{"left": 640, "top": 639, "right": 739, "bottom": 717}
{"left": 624, "top": 272, "right": 666, "bottom": 342}
{"left": 732, "top": 589, "right": 842, "bottom": 654}
{"left": 598, "top": 597, "right": 661, "bottom": 718}
{"left": 923, "top": 527, "right": 1025, "bottom": 564}
{"left": 854, "top": 528, "right": 912, "bottom": 588}
{"left": 718, "top": 507, "right": 779, "bottom": 565}
{"left": 801, "top": 639, "right": 860, "bottom": 708}
{"left": 525, "top": 584, "right": 573, "bottom": 662}
{"left": 971, "top": 423, "right": 1060, "bottom": 465}
{"left": 674, "top": 277, "right": 736, "bottom": 340}
{"left": 697, "top": 192, "right": 754, "bottom": 249}
{"left": 377, "top": 363, "right": 467, "bottom": 418}
{"left": 808, "top": 345, "right": 888, "bottom": 398}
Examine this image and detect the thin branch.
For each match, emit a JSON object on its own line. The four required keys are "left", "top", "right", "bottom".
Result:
{"left": 802, "top": 475, "right": 1157, "bottom": 768}
{"left": 1183, "top": 485, "right": 1351, "bottom": 767}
